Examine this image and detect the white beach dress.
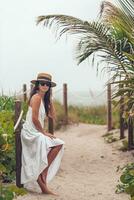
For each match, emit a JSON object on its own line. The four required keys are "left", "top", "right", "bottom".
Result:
{"left": 21, "top": 100, "right": 65, "bottom": 193}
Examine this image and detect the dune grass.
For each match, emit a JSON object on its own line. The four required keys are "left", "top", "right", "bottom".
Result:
{"left": 53, "top": 100, "right": 120, "bottom": 129}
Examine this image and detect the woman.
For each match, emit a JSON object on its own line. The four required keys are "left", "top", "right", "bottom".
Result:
{"left": 21, "top": 72, "right": 65, "bottom": 195}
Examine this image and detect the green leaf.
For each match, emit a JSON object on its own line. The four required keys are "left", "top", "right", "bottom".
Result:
{"left": 120, "top": 174, "right": 133, "bottom": 184}
{"left": 125, "top": 185, "right": 134, "bottom": 196}
{"left": 129, "top": 170, "right": 134, "bottom": 176}
{"left": 0, "top": 164, "right": 6, "bottom": 174}
{"left": 1, "top": 186, "right": 14, "bottom": 200}
{"left": 7, "top": 185, "right": 27, "bottom": 196}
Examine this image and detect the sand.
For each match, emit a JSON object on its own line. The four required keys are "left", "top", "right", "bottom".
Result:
{"left": 16, "top": 123, "right": 134, "bottom": 200}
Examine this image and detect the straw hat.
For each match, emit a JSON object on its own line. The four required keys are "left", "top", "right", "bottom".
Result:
{"left": 31, "top": 73, "right": 56, "bottom": 87}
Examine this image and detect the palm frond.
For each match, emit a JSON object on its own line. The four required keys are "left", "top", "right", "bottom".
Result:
{"left": 117, "top": 0, "right": 134, "bottom": 18}
{"left": 37, "top": 15, "right": 130, "bottom": 74}
{"left": 37, "top": 2, "right": 134, "bottom": 114}
{"left": 37, "top": 15, "right": 91, "bottom": 38}
{"left": 100, "top": 1, "right": 134, "bottom": 45}
{"left": 100, "top": 0, "right": 134, "bottom": 27}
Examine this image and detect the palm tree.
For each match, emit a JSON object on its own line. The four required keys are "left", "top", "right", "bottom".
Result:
{"left": 37, "top": 0, "right": 134, "bottom": 113}
{"left": 99, "top": 0, "right": 134, "bottom": 113}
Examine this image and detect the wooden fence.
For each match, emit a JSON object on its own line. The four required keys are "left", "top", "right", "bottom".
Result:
{"left": 14, "top": 82, "right": 134, "bottom": 187}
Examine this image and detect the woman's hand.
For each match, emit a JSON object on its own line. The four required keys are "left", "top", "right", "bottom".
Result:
{"left": 44, "top": 132, "right": 56, "bottom": 139}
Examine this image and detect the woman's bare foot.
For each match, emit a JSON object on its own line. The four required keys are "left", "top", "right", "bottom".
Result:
{"left": 42, "top": 185, "right": 59, "bottom": 196}
{"left": 37, "top": 175, "right": 58, "bottom": 196}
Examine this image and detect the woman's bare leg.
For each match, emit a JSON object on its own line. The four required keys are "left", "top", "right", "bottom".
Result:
{"left": 37, "top": 144, "right": 63, "bottom": 195}
{"left": 41, "top": 144, "right": 63, "bottom": 183}
{"left": 37, "top": 175, "right": 46, "bottom": 193}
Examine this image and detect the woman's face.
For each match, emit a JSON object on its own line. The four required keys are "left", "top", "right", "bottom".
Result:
{"left": 38, "top": 81, "right": 51, "bottom": 93}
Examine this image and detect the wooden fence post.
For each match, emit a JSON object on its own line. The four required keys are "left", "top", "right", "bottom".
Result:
{"left": 119, "top": 84, "right": 125, "bottom": 139}
{"left": 63, "top": 83, "right": 68, "bottom": 125}
{"left": 128, "top": 116, "right": 134, "bottom": 150}
{"left": 23, "top": 84, "right": 27, "bottom": 102}
{"left": 14, "top": 100, "right": 23, "bottom": 188}
{"left": 48, "top": 118, "right": 54, "bottom": 134}
{"left": 107, "top": 83, "right": 112, "bottom": 131}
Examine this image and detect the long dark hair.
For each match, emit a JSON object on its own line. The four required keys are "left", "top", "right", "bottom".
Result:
{"left": 29, "top": 81, "right": 50, "bottom": 116}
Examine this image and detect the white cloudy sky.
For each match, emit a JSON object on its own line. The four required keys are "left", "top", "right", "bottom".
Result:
{"left": 0, "top": 0, "right": 114, "bottom": 95}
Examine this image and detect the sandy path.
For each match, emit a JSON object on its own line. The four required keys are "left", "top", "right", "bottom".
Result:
{"left": 17, "top": 123, "right": 133, "bottom": 200}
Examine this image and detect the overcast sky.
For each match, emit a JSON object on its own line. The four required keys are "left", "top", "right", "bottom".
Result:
{"left": 0, "top": 0, "right": 114, "bottom": 96}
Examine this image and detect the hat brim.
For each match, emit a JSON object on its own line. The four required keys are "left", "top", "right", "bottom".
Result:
{"left": 31, "top": 79, "right": 56, "bottom": 87}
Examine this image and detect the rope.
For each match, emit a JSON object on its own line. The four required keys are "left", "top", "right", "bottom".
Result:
{"left": 68, "top": 89, "right": 107, "bottom": 99}
{"left": 14, "top": 110, "right": 24, "bottom": 131}
{"left": 53, "top": 88, "right": 62, "bottom": 94}
{"left": 14, "top": 88, "right": 31, "bottom": 97}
